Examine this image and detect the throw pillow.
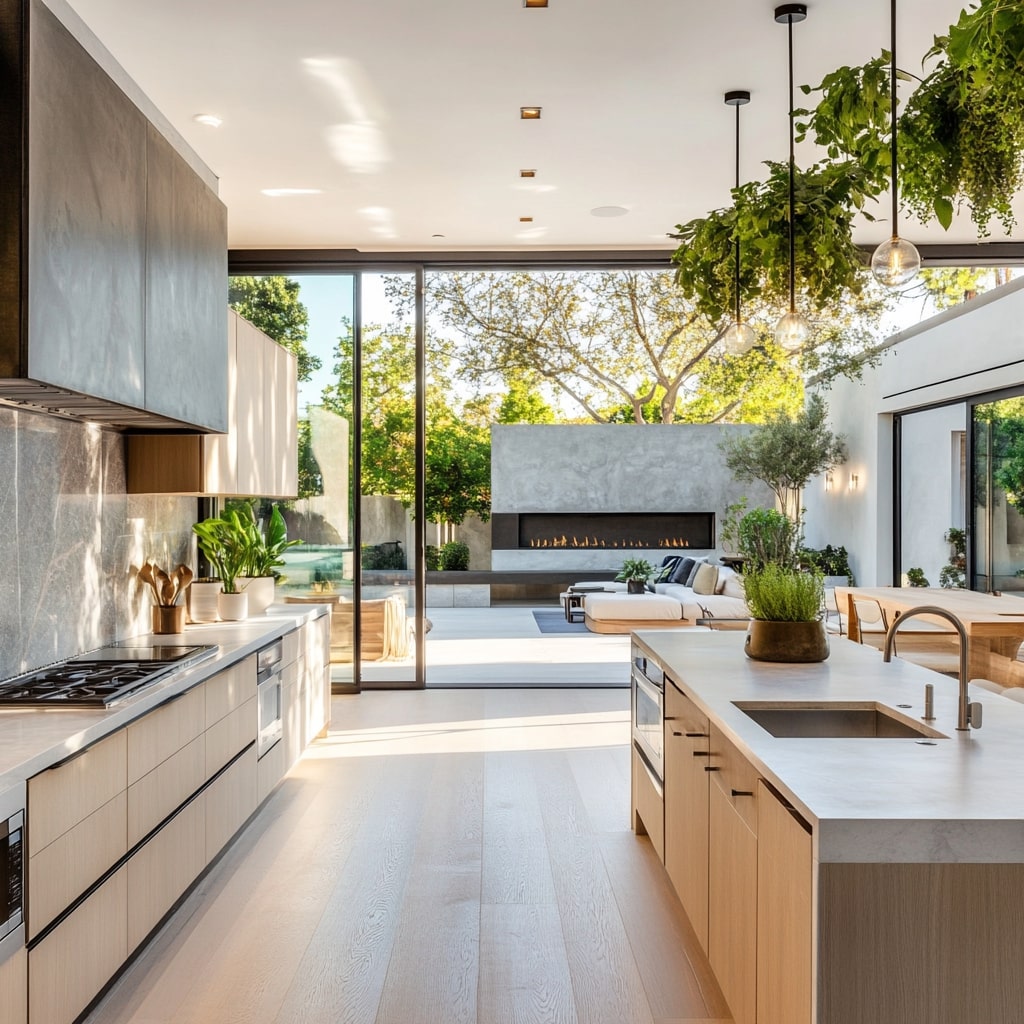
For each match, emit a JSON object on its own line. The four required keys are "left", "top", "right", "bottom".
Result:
{"left": 715, "top": 565, "right": 736, "bottom": 594}
{"left": 722, "top": 573, "right": 746, "bottom": 600}
{"left": 668, "top": 556, "right": 696, "bottom": 585}
{"left": 653, "top": 556, "right": 681, "bottom": 583}
{"left": 692, "top": 563, "right": 719, "bottom": 596}
{"left": 684, "top": 556, "right": 709, "bottom": 587}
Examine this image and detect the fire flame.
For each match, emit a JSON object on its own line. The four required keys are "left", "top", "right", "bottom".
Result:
{"left": 528, "top": 536, "right": 692, "bottom": 549}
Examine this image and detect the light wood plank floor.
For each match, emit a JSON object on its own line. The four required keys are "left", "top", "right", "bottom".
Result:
{"left": 85, "top": 689, "right": 731, "bottom": 1024}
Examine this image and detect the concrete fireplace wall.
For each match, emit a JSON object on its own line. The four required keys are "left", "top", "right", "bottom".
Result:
{"left": 0, "top": 406, "right": 196, "bottom": 679}
{"left": 490, "top": 424, "right": 774, "bottom": 571}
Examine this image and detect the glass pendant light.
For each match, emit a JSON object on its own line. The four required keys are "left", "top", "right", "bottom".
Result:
{"left": 871, "top": 0, "right": 921, "bottom": 288}
{"left": 773, "top": 4, "right": 810, "bottom": 352}
{"left": 722, "top": 90, "right": 756, "bottom": 356}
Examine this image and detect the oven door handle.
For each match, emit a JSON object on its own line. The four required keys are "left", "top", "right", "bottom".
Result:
{"left": 632, "top": 665, "right": 664, "bottom": 703}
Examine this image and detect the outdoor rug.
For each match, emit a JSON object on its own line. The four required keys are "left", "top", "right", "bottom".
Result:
{"left": 532, "top": 609, "right": 590, "bottom": 634}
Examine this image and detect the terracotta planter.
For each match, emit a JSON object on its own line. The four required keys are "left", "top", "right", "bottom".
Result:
{"left": 187, "top": 579, "right": 221, "bottom": 623}
{"left": 744, "top": 619, "right": 829, "bottom": 663}
{"left": 152, "top": 604, "right": 185, "bottom": 635}
{"left": 217, "top": 590, "right": 249, "bottom": 622}
{"left": 240, "top": 576, "right": 275, "bottom": 615}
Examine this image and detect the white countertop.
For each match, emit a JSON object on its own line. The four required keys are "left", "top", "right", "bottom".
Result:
{"left": 634, "top": 629, "right": 1024, "bottom": 864}
{"left": 0, "top": 604, "right": 329, "bottom": 797}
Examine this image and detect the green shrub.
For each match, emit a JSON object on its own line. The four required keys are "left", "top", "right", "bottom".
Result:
{"left": 425, "top": 545, "right": 441, "bottom": 571}
{"left": 800, "top": 544, "right": 853, "bottom": 579}
{"left": 906, "top": 567, "right": 930, "bottom": 587}
{"left": 738, "top": 508, "right": 799, "bottom": 569}
{"left": 743, "top": 565, "right": 824, "bottom": 622}
{"left": 361, "top": 541, "right": 407, "bottom": 571}
{"left": 439, "top": 541, "right": 470, "bottom": 571}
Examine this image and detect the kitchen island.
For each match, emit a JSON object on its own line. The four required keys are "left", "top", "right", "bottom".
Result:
{"left": 631, "top": 628, "right": 1024, "bottom": 1024}
{"left": 0, "top": 605, "right": 331, "bottom": 1024}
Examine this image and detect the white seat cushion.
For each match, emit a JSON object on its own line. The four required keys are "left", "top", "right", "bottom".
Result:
{"left": 584, "top": 592, "right": 683, "bottom": 621}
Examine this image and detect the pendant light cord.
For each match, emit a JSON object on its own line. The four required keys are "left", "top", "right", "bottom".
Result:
{"left": 890, "top": 0, "right": 898, "bottom": 236}
{"left": 734, "top": 101, "right": 742, "bottom": 326}
{"left": 787, "top": 15, "right": 796, "bottom": 315}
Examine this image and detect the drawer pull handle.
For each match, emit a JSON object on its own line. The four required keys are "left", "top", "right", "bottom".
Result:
{"left": 672, "top": 731, "right": 683, "bottom": 737}
{"left": 685, "top": 732, "right": 707, "bottom": 738}
{"left": 704, "top": 766, "right": 721, "bottom": 772}
{"left": 692, "top": 751, "right": 710, "bottom": 757}
{"left": 731, "top": 789, "right": 754, "bottom": 797}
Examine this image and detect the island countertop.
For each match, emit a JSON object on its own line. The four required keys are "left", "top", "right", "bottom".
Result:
{"left": 0, "top": 604, "right": 329, "bottom": 796}
{"left": 633, "top": 628, "right": 1024, "bottom": 864}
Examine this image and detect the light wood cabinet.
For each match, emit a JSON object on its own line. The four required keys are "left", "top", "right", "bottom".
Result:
{"left": 125, "top": 311, "right": 297, "bottom": 497}
{"left": 205, "top": 746, "right": 258, "bottom": 863}
{"left": 708, "top": 778, "right": 758, "bottom": 1024}
{"left": 205, "top": 654, "right": 256, "bottom": 728}
{"left": 631, "top": 746, "right": 664, "bottom": 860}
{"left": 663, "top": 681, "right": 710, "bottom": 952}
{"left": 127, "top": 798, "right": 205, "bottom": 952}
{"left": 127, "top": 735, "right": 205, "bottom": 847}
{"left": 28, "top": 866, "right": 127, "bottom": 1024}
{"left": 127, "top": 686, "right": 205, "bottom": 784}
{"left": 756, "top": 781, "right": 813, "bottom": 1024}
{"left": 0, "top": 946, "right": 27, "bottom": 1024}
{"left": 206, "top": 696, "right": 257, "bottom": 777}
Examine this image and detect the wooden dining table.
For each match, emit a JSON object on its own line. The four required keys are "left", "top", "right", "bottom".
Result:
{"left": 835, "top": 586, "right": 1024, "bottom": 686}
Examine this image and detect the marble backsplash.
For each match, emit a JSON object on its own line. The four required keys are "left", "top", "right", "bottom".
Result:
{"left": 0, "top": 405, "right": 197, "bottom": 679}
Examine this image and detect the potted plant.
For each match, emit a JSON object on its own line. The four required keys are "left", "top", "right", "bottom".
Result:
{"left": 239, "top": 505, "right": 302, "bottom": 614}
{"left": 193, "top": 512, "right": 253, "bottom": 621}
{"left": 743, "top": 564, "right": 828, "bottom": 663}
{"left": 616, "top": 557, "right": 655, "bottom": 595}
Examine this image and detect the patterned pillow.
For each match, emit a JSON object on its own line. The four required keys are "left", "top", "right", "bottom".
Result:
{"left": 653, "top": 556, "right": 681, "bottom": 583}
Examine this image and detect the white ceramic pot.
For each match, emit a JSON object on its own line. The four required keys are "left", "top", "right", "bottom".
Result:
{"left": 217, "top": 590, "right": 249, "bottom": 621}
{"left": 188, "top": 579, "right": 222, "bottom": 623}
{"left": 240, "top": 576, "right": 275, "bottom": 615}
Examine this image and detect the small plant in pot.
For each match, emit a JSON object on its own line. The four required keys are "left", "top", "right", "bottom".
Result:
{"left": 743, "top": 564, "right": 828, "bottom": 663}
{"left": 616, "top": 558, "right": 655, "bottom": 595}
{"left": 240, "top": 504, "right": 302, "bottom": 614}
{"left": 192, "top": 513, "right": 252, "bottom": 621}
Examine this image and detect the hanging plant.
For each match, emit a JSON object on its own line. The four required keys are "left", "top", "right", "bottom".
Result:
{"left": 670, "top": 159, "right": 874, "bottom": 323}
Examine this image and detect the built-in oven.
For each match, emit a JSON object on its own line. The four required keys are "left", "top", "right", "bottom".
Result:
{"left": 256, "top": 640, "right": 283, "bottom": 759}
{"left": 0, "top": 784, "right": 25, "bottom": 971}
{"left": 632, "top": 652, "right": 664, "bottom": 785}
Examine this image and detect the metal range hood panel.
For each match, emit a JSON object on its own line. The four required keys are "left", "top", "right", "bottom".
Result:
{"left": 0, "top": 0, "right": 228, "bottom": 432}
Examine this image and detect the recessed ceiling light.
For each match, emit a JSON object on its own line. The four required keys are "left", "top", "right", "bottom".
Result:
{"left": 523, "top": 0, "right": 549, "bottom": 7}
{"left": 192, "top": 113, "right": 223, "bottom": 128}
{"left": 260, "top": 188, "right": 325, "bottom": 197}
{"left": 520, "top": 107, "right": 542, "bottom": 120}
{"left": 519, "top": 216, "right": 534, "bottom": 223}
{"left": 520, "top": 169, "right": 537, "bottom": 178}
{"left": 590, "top": 205, "right": 629, "bottom": 218}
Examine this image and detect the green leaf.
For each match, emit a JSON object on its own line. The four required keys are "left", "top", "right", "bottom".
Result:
{"left": 934, "top": 196, "right": 955, "bottom": 230}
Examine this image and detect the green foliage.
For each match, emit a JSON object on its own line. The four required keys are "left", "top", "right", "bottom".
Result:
{"left": 439, "top": 541, "right": 470, "bottom": 571}
{"left": 296, "top": 419, "right": 323, "bottom": 500}
{"left": 721, "top": 395, "right": 848, "bottom": 526}
{"left": 361, "top": 541, "right": 407, "bottom": 571}
{"left": 800, "top": 544, "right": 853, "bottom": 579}
{"left": 615, "top": 558, "right": 655, "bottom": 582}
{"left": 737, "top": 508, "right": 800, "bottom": 570}
{"left": 743, "top": 565, "right": 824, "bottom": 622}
{"left": 425, "top": 545, "right": 442, "bottom": 571}
{"left": 228, "top": 276, "right": 322, "bottom": 382}
{"left": 718, "top": 498, "right": 748, "bottom": 554}
{"left": 906, "top": 567, "right": 930, "bottom": 587}
{"left": 940, "top": 526, "right": 967, "bottom": 589}
{"left": 496, "top": 377, "right": 556, "bottom": 424}
{"left": 246, "top": 504, "right": 302, "bottom": 578}
{"left": 192, "top": 511, "right": 254, "bottom": 594}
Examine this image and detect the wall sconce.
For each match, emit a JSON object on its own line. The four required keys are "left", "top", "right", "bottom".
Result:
{"left": 824, "top": 472, "right": 833, "bottom": 492}
{"left": 848, "top": 474, "right": 859, "bottom": 492}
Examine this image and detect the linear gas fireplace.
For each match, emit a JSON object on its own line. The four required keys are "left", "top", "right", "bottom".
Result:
{"left": 491, "top": 512, "right": 715, "bottom": 551}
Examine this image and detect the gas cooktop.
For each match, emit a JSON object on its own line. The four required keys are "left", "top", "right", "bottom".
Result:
{"left": 0, "top": 645, "right": 219, "bottom": 708}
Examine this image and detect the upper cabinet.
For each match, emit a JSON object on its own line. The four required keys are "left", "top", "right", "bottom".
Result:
{"left": 0, "top": 0, "right": 227, "bottom": 432}
{"left": 125, "top": 310, "right": 298, "bottom": 498}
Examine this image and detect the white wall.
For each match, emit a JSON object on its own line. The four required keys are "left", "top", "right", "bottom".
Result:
{"left": 805, "top": 276, "right": 1024, "bottom": 586}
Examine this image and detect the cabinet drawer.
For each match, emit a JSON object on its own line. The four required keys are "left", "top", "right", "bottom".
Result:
{"left": 205, "top": 746, "right": 257, "bottom": 862}
{"left": 281, "top": 628, "right": 300, "bottom": 669}
{"left": 665, "top": 679, "right": 709, "bottom": 737}
{"left": 632, "top": 747, "right": 665, "bottom": 861}
{"left": 257, "top": 739, "right": 286, "bottom": 804}
{"left": 708, "top": 727, "right": 760, "bottom": 834}
{"left": 29, "top": 865, "right": 127, "bottom": 1024}
{"left": 0, "top": 944, "right": 26, "bottom": 1024}
{"left": 128, "top": 735, "right": 205, "bottom": 846}
{"left": 28, "top": 730, "right": 126, "bottom": 856}
{"left": 127, "top": 686, "right": 205, "bottom": 784}
{"left": 27, "top": 790, "right": 126, "bottom": 939}
{"left": 206, "top": 695, "right": 257, "bottom": 777}
{"left": 205, "top": 655, "right": 256, "bottom": 728}
{"left": 127, "top": 798, "right": 205, "bottom": 952}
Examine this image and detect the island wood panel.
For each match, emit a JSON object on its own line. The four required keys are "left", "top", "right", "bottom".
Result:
{"left": 204, "top": 695, "right": 257, "bottom": 777}
{"left": 756, "top": 782, "right": 813, "bottom": 1024}
{"left": 127, "top": 798, "right": 205, "bottom": 953}
{"left": 632, "top": 746, "right": 665, "bottom": 860}
{"left": 29, "top": 865, "right": 127, "bottom": 1024}
{"left": 708, "top": 782, "right": 757, "bottom": 1024}
{"left": 127, "top": 685, "right": 205, "bottom": 784}
{"left": 0, "top": 946, "right": 26, "bottom": 1024}
{"left": 127, "top": 735, "right": 205, "bottom": 846}
{"left": 818, "top": 861, "right": 1024, "bottom": 1024}
{"left": 27, "top": 729, "right": 126, "bottom": 856}
{"left": 708, "top": 725, "right": 760, "bottom": 834}
{"left": 27, "top": 790, "right": 126, "bottom": 939}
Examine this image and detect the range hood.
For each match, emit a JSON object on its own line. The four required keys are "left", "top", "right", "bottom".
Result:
{"left": 0, "top": 0, "right": 228, "bottom": 432}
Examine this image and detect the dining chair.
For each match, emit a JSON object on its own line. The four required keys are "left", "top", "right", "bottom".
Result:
{"left": 851, "top": 598, "right": 891, "bottom": 650}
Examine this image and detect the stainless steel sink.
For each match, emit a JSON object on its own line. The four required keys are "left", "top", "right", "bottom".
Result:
{"left": 734, "top": 702, "right": 948, "bottom": 739}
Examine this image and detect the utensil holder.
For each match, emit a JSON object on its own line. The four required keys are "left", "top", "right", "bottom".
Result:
{"left": 152, "top": 604, "right": 185, "bottom": 635}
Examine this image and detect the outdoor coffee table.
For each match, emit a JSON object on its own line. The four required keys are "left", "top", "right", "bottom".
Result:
{"left": 560, "top": 590, "right": 588, "bottom": 622}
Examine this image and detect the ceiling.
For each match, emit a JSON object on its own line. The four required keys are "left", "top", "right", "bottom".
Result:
{"left": 64, "top": 0, "right": 1018, "bottom": 253}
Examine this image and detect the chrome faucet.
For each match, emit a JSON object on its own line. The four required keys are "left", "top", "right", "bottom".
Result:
{"left": 882, "top": 606, "right": 979, "bottom": 731}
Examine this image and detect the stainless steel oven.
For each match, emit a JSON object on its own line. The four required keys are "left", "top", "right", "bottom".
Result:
{"left": 256, "top": 640, "right": 283, "bottom": 759}
{"left": 0, "top": 784, "right": 25, "bottom": 969}
{"left": 632, "top": 653, "right": 664, "bottom": 784}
